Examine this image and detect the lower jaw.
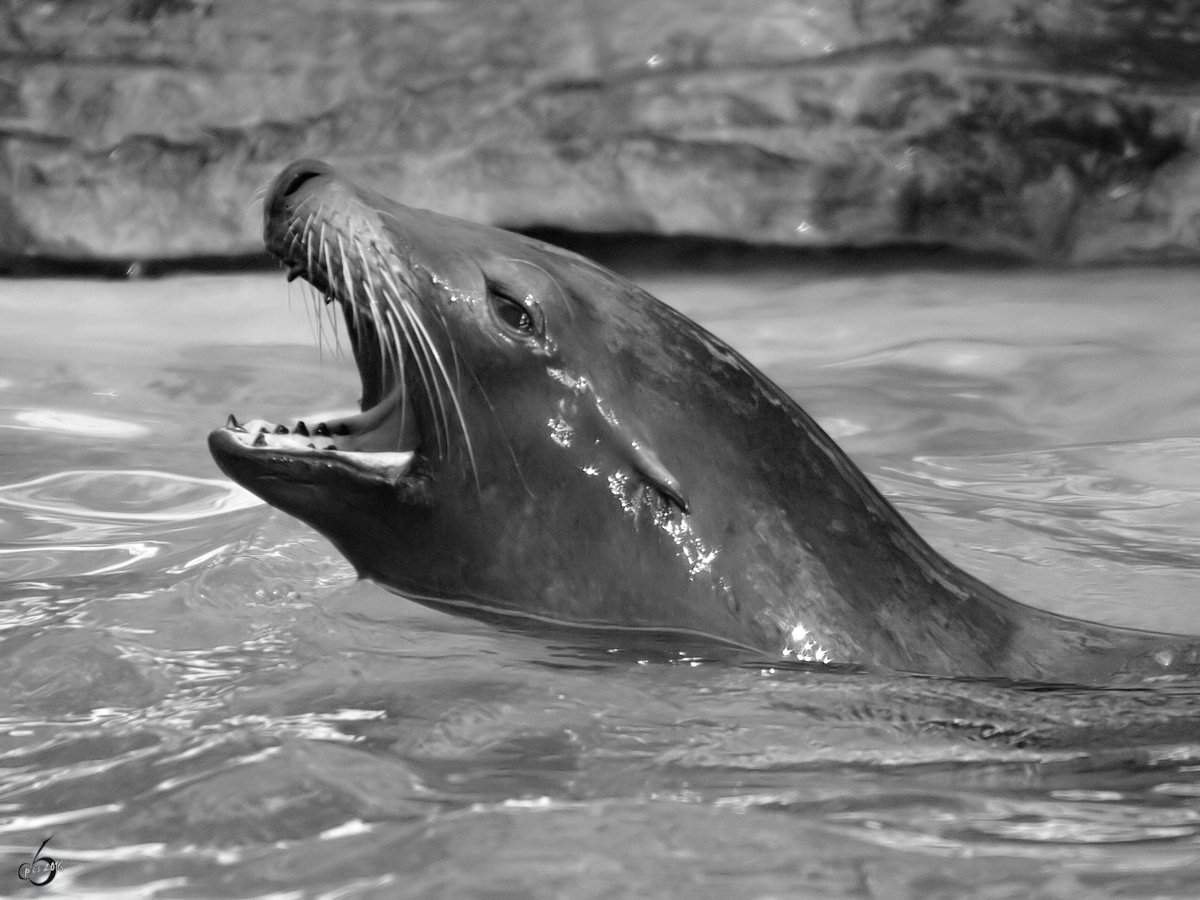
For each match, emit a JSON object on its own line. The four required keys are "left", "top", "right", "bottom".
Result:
{"left": 215, "top": 372, "right": 422, "bottom": 479}
{"left": 214, "top": 412, "right": 416, "bottom": 484}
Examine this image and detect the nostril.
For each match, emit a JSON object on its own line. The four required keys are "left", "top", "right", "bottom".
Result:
{"left": 273, "top": 159, "right": 334, "bottom": 202}
{"left": 280, "top": 167, "right": 322, "bottom": 198}
{"left": 264, "top": 159, "right": 335, "bottom": 241}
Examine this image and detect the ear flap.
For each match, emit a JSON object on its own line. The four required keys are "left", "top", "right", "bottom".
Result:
{"left": 575, "top": 386, "right": 689, "bottom": 514}
{"left": 625, "top": 437, "right": 689, "bottom": 513}
{"left": 590, "top": 405, "right": 687, "bottom": 513}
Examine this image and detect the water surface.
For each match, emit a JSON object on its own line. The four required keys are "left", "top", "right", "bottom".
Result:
{"left": 3, "top": 265, "right": 1200, "bottom": 897}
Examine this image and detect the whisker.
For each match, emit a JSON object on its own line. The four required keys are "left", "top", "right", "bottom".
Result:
{"left": 250, "top": 175, "right": 273, "bottom": 205}
{"left": 317, "top": 230, "right": 342, "bottom": 362}
{"left": 385, "top": 282, "right": 447, "bottom": 453}
{"left": 344, "top": 237, "right": 371, "bottom": 387}
{"left": 336, "top": 233, "right": 360, "bottom": 363}
{"left": 246, "top": 176, "right": 272, "bottom": 217}
{"left": 380, "top": 308, "right": 415, "bottom": 447}
{"left": 306, "top": 282, "right": 329, "bottom": 368}
{"left": 387, "top": 267, "right": 472, "bottom": 475}
{"left": 306, "top": 205, "right": 322, "bottom": 286}
{"left": 359, "top": 245, "right": 414, "bottom": 451}
{"left": 397, "top": 279, "right": 477, "bottom": 480}
{"left": 289, "top": 212, "right": 318, "bottom": 325}
{"left": 356, "top": 220, "right": 404, "bottom": 376}
{"left": 359, "top": 225, "right": 405, "bottom": 396}
{"left": 317, "top": 217, "right": 329, "bottom": 288}
{"left": 378, "top": 266, "right": 450, "bottom": 455}
{"left": 360, "top": 237, "right": 399, "bottom": 394}
{"left": 295, "top": 279, "right": 314, "bottom": 345}
{"left": 298, "top": 211, "right": 316, "bottom": 263}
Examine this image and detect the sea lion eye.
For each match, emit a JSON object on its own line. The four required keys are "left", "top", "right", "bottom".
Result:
{"left": 488, "top": 282, "right": 537, "bottom": 336}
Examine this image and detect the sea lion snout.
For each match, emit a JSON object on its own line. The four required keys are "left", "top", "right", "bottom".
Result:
{"left": 264, "top": 160, "right": 333, "bottom": 229}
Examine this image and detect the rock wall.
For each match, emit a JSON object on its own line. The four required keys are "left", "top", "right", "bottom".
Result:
{"left": 2, "top": 0, "right": 1199, "bottom": 262}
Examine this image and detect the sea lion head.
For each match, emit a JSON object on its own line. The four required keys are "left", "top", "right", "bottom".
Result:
{"left": 210, "top": 159, "right": 817, "bottom": 652}
{"left": 210, "top": 161, "right": 1197, "bottom": 681}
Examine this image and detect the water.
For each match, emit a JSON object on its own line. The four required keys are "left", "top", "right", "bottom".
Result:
{"left": 3, "top": 263, "right": 1200, "bottom": 898}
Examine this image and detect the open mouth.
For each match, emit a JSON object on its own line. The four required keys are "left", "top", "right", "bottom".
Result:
{"left": 214, "top": 217, "right": 425, "bottom": 485}
{"left": 211, "top": 159, "right": 479, "bottom": 496}
{"left": 217, "top": 387, "right": 417, "bottom": 484}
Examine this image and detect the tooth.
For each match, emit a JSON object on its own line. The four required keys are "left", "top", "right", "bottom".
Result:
{"left": 275, "top": 424, "right": 289, "bottom": 434}
{"left": 314, "top": 423, "right": 331, "bottom": 437}
{"left": 295, "top": 421, "right": 309, "bottom": 436}
{"left": 226, "top": 414, "right": 245, "bottom": 432}
{"left": 253, "top": 431, "right": 267, "bottom": 447}
{"left": 287, "top": 265, "right": 304, "bottom": 282}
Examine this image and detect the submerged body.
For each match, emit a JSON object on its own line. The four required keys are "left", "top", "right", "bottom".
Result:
{"left": 210, "top": 159, "right": 1200, "bottom": 683}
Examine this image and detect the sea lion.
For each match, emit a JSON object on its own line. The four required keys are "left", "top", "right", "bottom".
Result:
{"left": 209, "top": 159, "right": 1200, "bottom": 683}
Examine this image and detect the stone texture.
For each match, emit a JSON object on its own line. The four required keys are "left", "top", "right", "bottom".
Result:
{"left": 2, "top": 0, "right": 1199, "bottom": 262}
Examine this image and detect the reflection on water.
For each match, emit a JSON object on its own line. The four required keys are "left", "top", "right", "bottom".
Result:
{"left": 877, "top": 440, "right": 1200, "bottom": 631}
{"left": 0, "top": 470, "right": 261, "bottom": 582}
{"left": 2, "top": 267, "right": 1200, "bottom": 897}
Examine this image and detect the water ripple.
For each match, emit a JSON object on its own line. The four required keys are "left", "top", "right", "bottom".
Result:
{"left": 882, "top": 438, "right": 1200, "bottom": 568}
{"left": 0, "top": 470, "right": 262, "bottom": 583}
{"left": 10, "top": 410, "right": 149, "bottom": 440}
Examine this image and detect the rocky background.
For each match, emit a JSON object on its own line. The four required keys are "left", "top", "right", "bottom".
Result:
{"left": 2, "top": 0, "right": 1199, "bottom": 263}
